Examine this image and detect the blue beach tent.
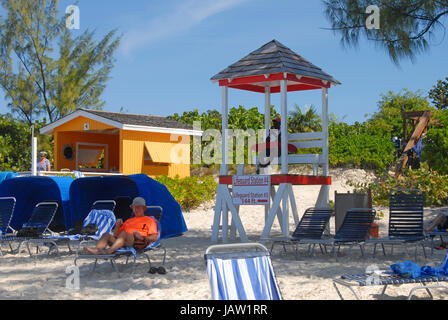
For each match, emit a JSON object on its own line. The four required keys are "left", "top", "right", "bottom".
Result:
{"left": 69, "top": 175, "right": 187, "bottom": 239}
{"left": 0, "top": 176, "right": 74, "bottom": 231}
{"left": 0, "top": 172, "right": 18, "bottom": 184}
{"left": 68, "top": 175, "right": 139, "bottom": 230}
{"left": 128, "top": 174, "right": 188, "bottom": 239}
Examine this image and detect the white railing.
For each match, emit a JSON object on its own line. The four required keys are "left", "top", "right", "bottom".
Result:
{"left": 288, "top": 132, "right": 325, "bottom": 175}
{"left": 17, "top": 171, "right": 122, "bottom": 178}
{"left": 252, "top": 132, "right": 325, "bottom": 176}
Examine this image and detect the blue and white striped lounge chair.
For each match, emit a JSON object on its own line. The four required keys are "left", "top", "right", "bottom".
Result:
{"left": 205, "top": 243, "right": 282, "bottom": 300}
{"left": 3, "top": 202, "right": 59, "bottom": 257}
{"left": 270, "top": 207, "right": 333, "bottom": 258}
{"left": 367, "top": 189, "right": 426, "bottom": 260}
{"left": 0, "top": 197, "right": 17, "bottom": 255}
{"left": 333, "top": 251, "right": 448, "bottom": 300}
{"left": 74, "top": 206, "right": 166, "bottom": 277}
{"left": 47, "top": 207, "right": 117, "bottom": 254}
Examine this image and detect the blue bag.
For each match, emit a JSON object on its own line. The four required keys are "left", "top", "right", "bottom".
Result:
{"left": 439, "top": 251, "right": 448, "bottom": 275}
{"left": 421, "top": 266, "right": 440, "bottom": 276}
{"left": 390, "top": 261, "right": 422, "bottom": 279}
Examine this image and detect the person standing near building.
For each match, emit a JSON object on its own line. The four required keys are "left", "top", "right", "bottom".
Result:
{"left": 37, "top": 151, "right": 51, "bottom": 172}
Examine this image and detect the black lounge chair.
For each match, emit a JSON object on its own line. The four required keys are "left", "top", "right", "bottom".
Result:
{"left": 367, "top": 189, "right": 426, "bottom": 260}
{"left": 270, "top": 207, "right": 333, "bottom": 258}
{"left": 297, "top": 208, "right": 376, "bottom": 261}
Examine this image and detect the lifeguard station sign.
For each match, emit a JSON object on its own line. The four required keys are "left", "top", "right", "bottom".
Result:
{"left": 232, "top": 175, "right": 271, "bottom": 205}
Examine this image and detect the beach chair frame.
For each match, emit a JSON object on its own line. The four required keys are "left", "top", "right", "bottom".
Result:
{"left": 91, "top": 200, "right": 116, "bottom": 212}
{"left": 333, "top": 272, "right": 448, "bottom": 300}
{"left": 0, "top": 197, "right": 17, "bottom": 256}
{"left": 426, "top": 231, "right": 448, "bottom": 256}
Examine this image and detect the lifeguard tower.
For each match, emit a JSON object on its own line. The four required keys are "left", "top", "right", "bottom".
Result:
{"left": 210, "top": 40, "right": 340, "bottom": 243}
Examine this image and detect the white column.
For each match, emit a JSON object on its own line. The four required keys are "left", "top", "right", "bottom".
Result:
{"left": 220, "top": 86, "right": 229, "bottom": 243}
{"left": 264, "top": 86, "right": 271, "bottom": 217}
{"left": 320, "top": 87, "right": 330, "bottom": 209}
{"left": 264, "top": 87, "right": 271, "bottom": 140}
{"left": 322, "top": 87, "right": 329, "bottom": 176}
{"left": 280, "top": 80, "right": 288, "bottom": 174}
{"left": 262, "top": 87, "right": 271, "bottom": 176}
{"left": 32, "top": 124, "right": 37, "bottom": 176}
{"left": 280, "top": 80, "right": 289, "bottom": 238}
{"left": 221, "top": 86, "right": 229, "bottom": 176}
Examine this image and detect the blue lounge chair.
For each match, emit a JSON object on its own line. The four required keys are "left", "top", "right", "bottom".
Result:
{"left": 367, "top": 189, "right": 426, "bottom": 260}
{"left": 205, "top": 243, "right": 282, "bottom": 300}
{"left": 0, "top": 197, "right": 17, "bottom": 255}
{"left": 270, "top": 207, "right": 333, "bottom": 258}
{"left": 74, "top": 206, "right": 166, "bottom": 277}
{"left": 300, "top": 208, "right": 376, "bottom": 261}
{"left": 4, "top": 202, "right": 59, "bottom": 257}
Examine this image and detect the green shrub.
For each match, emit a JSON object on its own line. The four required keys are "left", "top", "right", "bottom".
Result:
{"left": 329, "top": 121, "right": 395, "bottom": 173}
{"left": 348, "top": 163, "right": 448, "bottom": 207}
{"left": 421, "top": 109, "right": 448, "bottom": 174}
{"left": 155, "top": 175, "right": 218, "bottom": 211}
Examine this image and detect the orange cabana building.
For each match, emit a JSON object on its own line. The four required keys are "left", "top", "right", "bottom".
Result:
{"left": 40, "top": 109, "right": 202, "bottom": 178}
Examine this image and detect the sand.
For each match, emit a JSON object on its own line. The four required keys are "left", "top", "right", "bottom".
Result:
{"left": 0, "top": 168, "right": 447, "bottom": 300}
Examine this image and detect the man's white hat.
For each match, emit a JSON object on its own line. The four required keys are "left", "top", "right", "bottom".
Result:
{"left": 131, "top": 197, "right": 146, "bottom": 207}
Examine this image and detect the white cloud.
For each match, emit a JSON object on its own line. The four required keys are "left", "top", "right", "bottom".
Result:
{"left": 120, "top": 0, "right": 251, "bottom": 56}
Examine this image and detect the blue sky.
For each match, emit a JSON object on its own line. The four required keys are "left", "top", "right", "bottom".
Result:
{"left": 1, "top": 0, "right": 447, "bottom": 124}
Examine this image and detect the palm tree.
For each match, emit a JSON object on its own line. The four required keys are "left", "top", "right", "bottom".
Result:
{"left": 288, "top": 105, "right": 322, "bottom": 133}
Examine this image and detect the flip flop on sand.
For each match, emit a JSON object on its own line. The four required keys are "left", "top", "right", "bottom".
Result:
{"left": 148, "top": 266, "right": 167, "bottom": 275}
{"left": 157, "top": 266, "right": 167, "bottom": 275}
{"left": 149, "top": 267, "right": 158, "bottom": 274}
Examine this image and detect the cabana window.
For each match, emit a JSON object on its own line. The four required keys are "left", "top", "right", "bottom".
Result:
{"left": 76, "top": 143, "right": 109, "bottom": 172}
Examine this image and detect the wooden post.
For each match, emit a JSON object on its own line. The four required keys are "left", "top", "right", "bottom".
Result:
{"left": 395, "top": 111, "right": 431, "bottom": 177}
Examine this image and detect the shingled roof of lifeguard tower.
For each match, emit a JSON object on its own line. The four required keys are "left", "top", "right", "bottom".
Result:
{"left": 211, "top": 40, "right": 340, "bottom": 85}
